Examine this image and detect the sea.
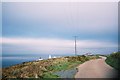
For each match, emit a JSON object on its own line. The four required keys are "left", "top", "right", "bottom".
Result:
{"left": 1, "top": 57, "right": 47, "bottom": 68}
{"left": 1, "top": 55, "right": 66, "bottom": 68}
{"left": 1, "top": 54, "right": 73, "bottom": 68}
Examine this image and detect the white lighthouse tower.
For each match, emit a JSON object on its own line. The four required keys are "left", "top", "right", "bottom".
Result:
{"left": 49, "top": 55, "right": 52, "bottom": 59}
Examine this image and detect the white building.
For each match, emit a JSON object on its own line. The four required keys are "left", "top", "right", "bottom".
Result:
{"left": 49, "top": 55, "right": 52, "bottom": 59}
{"left": 53, "top": 56, "right": 57, "bottom": 58}
{"left": 38, "top": 57, "right": 43, "bottom": 61}
{"left": 84, "top": 53, "right": 93, "bottom": 56}
{"left": 38, "top": 58, "right": 43, "bottom": 60}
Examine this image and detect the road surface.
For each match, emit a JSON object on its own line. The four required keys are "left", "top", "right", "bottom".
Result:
{"left": 75, "top": 57, "right": 118, "bottom": 78}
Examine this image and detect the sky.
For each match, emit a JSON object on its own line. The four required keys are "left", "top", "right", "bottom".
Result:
{"left": 1, "top": 2, "right": 118, "bottom": 57}
{"left": 1, "top": 0, "right": 119, "bottom": 2}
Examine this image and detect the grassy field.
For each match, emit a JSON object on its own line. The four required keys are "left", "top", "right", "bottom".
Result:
{"left": 42, "top": 61, "right": 82, "bottom": 78}
{"left": 105, "top": 52, "right": 120, "bottom": 71}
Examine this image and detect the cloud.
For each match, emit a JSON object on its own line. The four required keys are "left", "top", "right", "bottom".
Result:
{"left": 3, "top": 2, "right": 118, "bottom": 36}
{"left": 1, "top": 0, "right": 119, "bottom": 2}
{"left": 2, "top": 2, "right": 118, "bottom": 55}
{"left": 2, "top": 37, "right": 117, "bottom": 48}
{"left": 0, "top": 37, "right": 117, "bottom": 55}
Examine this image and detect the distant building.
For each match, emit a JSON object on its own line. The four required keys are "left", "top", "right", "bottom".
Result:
{"left": 53, "top": 56, "right": 56, "bottom": 58}
{"left": 38, "top": 57, "right": 43, "bottom": 61}
{"left": 113, "top": 52, "right": 116, "bottom": 53}
{"left": 48, "top": 55, "right": 58, "bottom": 59}
{"left": 84, "top": 53, "right": 92, "bottom": 56}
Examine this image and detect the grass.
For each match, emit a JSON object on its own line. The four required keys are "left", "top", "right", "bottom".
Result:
{"left": 43, "top": 61, "right": 82, "bottom": 78}
{"left": 105, "top": 52, "right": 120, "bottom": 71}
{"left": 47, "top": 62, "right": 70, "bottom": 71}
{"left": 47, "top": 61, "right": 82, "bottom": 71}
{"left": 42, "top": 72, "right": 59, "bottom": 78}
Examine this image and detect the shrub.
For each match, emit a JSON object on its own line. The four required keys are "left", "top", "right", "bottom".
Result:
{"left": 105, "top": 52, "right": 120, "bottom": 71}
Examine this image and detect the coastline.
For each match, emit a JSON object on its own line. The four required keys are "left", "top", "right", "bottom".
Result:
{"left": 2, "top": 55, "right": 99, "bottom": 78}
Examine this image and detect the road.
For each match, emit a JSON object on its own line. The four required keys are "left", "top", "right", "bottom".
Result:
{"left": 75, "top": 57, "right": 118, "bottom": 78}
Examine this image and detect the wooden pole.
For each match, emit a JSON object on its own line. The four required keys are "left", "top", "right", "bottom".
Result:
{"left": 74, "top": 36, "right": 77, "bottom": 56}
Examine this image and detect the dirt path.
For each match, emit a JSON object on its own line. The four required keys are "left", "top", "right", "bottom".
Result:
{"left": 75, "top": 57, "right": 118, "bottom": 78}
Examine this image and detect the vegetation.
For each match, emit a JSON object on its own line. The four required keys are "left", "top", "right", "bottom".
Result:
{"left": 43, "top": 61, "right": 82, "bottom": 78}
{"left": 105, "top": 52, "right": 120, "bottom": 71}
{"left": 43, "top": 55, "right": 99, "bottom": 78}
{"left": 2, "top": 55, "right": 99, "bottom": 79}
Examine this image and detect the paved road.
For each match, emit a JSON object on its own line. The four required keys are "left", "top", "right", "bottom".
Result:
{"left": 75, "top": 57, "right": 118, "bottom": 78}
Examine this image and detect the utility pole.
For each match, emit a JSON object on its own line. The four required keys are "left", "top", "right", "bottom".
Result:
{"left": 74, "top": 36, "right": 77, "bottom": 56}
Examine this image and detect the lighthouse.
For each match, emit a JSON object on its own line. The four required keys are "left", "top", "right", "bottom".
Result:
{"left": 49, "top": 55, "right": 52, "bottom": 59}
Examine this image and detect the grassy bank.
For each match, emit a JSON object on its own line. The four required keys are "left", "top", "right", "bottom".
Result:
{"left": 105, "top": 52, "right": 120, "bottom": 71}
{"left": 2, "top": 55, "right": 99, "bottom": 78}
{"left": 41, "top": 55, "right": 99, "bottom": 78}
{"left": 43, "top": 61, "right": 82, "bottom": 78}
